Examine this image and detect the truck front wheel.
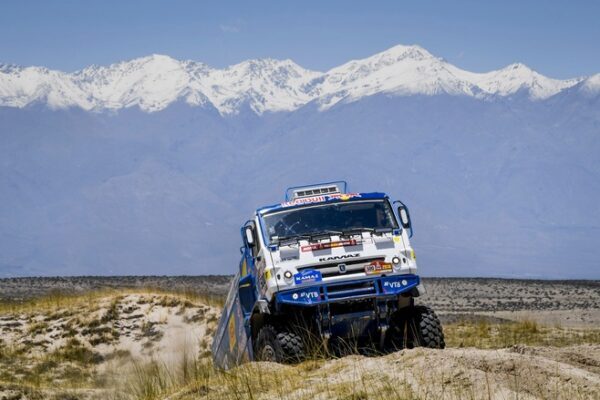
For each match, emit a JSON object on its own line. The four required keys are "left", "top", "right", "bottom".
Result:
{"left": 255, "top": 325, "right": 305, "bottom": 363}
{"left": 412, "top": 305, "right": 445, "bottom": 349}
{"left": 386, "top": 305, "right": 445, "bottom": 351}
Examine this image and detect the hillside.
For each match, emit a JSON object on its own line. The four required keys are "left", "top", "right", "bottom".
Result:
{"left": 1, "top": 44, "right": 599, "bottom": 278}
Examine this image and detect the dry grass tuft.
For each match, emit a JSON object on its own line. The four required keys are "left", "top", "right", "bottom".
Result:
{"left": 0, "top": 287, "right": 224, "bottom": 315}
{"left": 445, "top": 318, "right": 600, "bottom": 348}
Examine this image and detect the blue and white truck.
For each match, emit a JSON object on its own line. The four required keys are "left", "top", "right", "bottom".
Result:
{"left": 212, "top": 182, "right": 444, "bottom": 369}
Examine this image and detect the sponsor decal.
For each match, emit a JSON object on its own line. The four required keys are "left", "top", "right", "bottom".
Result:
{"left": 294, "top": 270, "right": 322, "bottom": 285}
{"left": 318, "top": 253, "right": 360, "bottom": 262}
{"left": 284, "top": 289, "right": 321, "bottom": 303}
{"left": 383, "top": 280, "right": 405, "bottom": 289}
{"left": 303, "top": 239, "right": 360, "bottom": 252}
{"left": 300, "top": 291, "right": 320, "bottom": 299}
{"left": 228, "top": 312, "right": 236, "bottom": 352}
{"left": 281, "top": 193, "right": 362, "bottom": 208}
{"left": 364, "top": 261, "right": 393, "bottom": 275}
{"left": 257, "top": 265, "right": 267, "bottom": 293}
{"left": 382, "top": 279, "right": 413, "bottom": 293}
{"left": 241, "top": 259, "right": 247, "bottom": 276}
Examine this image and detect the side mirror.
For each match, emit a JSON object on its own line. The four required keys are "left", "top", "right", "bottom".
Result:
{"left": 397, "top": 206, "right": 411, "bottom": 229}
{"left": 245, "top": 226, "right": 255, "bottom": 247}
{"left": 393, "top": 200, "right": 413, "bottom": 237}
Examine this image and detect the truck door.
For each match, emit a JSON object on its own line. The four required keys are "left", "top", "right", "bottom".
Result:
{"left": 211, "top": 271, "right": 243, "bottom": 369}
{"left": 212, "top": 223, "right": 261, "bottom": 369}
{"left": 239, "top": 223, "right": 259, "bottom": 316}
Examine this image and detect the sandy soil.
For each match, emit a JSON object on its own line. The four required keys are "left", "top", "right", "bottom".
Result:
{"left": 0, "top": 294, "right": 219, "bottom": 361}
{"left": 0, "top": 293, "right": 220, "bottom": 400}
{"left": 294, "top": 345, "right": 600, "bottom": 400}
{"left": 162, "top": 345, "right": 600, "bottom": 400}
{"left": 0, "top": 279, "right": 599, "bottom": 400}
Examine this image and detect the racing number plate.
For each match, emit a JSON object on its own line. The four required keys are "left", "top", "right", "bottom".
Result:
{"left": 364, "top": 261, "right": 393, "bottom": 275}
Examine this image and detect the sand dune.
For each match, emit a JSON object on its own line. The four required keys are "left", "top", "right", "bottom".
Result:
{"left": 0, "top": 282, "right": 598, "bottom": 400}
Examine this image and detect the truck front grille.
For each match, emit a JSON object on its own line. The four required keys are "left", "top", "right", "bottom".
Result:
{"left": 298, "top": 257, "right": 384, "bottom": 278}
{"left": 327, "top": 280, "right": 377, "bottom": 300}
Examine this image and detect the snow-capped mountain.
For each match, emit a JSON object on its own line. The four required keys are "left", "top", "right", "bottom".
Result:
{"left": 579, "top": 73, "right": 600, "bottom": 95}
{"left": 473, "top": 63, "right": 581, "bottom": 99}
{"left": 1, "top": 44, "right": 599, "bottom": 279}
{"left": 0, "top": 44, "right": 594, "bottom": 114}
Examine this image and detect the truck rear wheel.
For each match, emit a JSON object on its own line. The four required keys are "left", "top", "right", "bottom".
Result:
{"left": 386, "top": 305, "right": 445, "bottom": 351}
{"left": 255, "top": 325, "right": 305, "bottom": 363}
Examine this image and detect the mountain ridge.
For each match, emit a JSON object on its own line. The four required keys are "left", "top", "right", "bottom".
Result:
{"left": 0, "top": 44, "right": 595, "bottom": 115}
{"left": 1, "top": 45, "right": 599, "bottom": 278}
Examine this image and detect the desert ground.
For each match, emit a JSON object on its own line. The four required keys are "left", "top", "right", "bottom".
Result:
{"left": 0, "top": 277, "right": 598, "bottom": 400}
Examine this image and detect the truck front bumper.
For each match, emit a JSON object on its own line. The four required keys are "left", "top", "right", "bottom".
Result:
{"left": 275, "top": 274, "right": 420, "bottom": 307}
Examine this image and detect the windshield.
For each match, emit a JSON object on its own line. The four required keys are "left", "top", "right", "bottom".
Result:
{"left": 262, "top": 200, "right": 398, "bottom": 244}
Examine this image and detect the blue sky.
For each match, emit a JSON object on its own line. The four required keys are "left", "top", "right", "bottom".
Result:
{"left": 0, "top": 1, "right": 598, "bottom": 78}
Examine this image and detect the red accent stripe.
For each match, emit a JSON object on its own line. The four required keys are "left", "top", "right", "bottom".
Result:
{"left": 301, "top": 239, "right": 358, "bottom": 252}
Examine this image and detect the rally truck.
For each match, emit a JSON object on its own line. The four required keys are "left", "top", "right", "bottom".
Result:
{"left": 212, "top": 182, "right": 444, "bottom": 369}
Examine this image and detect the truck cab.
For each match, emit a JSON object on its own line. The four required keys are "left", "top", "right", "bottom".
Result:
{"left": 212, "top": 182, "right": 444, "bottom": 369}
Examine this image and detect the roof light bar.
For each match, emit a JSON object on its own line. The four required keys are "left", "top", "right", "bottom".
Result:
{"left": 285, "top": 180, "right": 348, "bottom": 201}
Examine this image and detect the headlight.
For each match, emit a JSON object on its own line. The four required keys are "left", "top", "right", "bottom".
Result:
{"left": 392, "top": 256, "right": 401, "bottom": 265}
{"left": 283, "top": 270, "right": 293, "bottom": 281}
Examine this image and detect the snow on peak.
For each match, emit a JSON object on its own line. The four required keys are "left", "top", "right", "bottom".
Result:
{"left": 73, "top": 54, "right": 195, "bottom": 111}
{"left": 0, "top": 45, "right": 592, "bottom": 114}
{"left": 579, "top": 73, "right": 600, "bottom": 95}
{"left": 374, "top": 44, "right": 435, "bottom": 61}
{"left": 0, "top": 64, "right": 24, "bottom": 74}
{"left": 314, "top": 44, "right": 482, "bottom": 108}
{"left": 188, "top": 57, "right": 321, "bottom": 114}
{"left": 474, "top": 63, "right": 581, "bottom": 99}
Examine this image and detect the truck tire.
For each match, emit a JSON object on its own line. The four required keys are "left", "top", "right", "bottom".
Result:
{"left": 385, "top": 305, "right": 445, "bottom": 351}
{"left": 255, "top": 325, "right": 305, "bottom": 363}
{"left": 411, "top": 305, "right": 445, "bottom": 349}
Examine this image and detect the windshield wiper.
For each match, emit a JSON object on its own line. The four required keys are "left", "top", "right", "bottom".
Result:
{"left": 342, "top": 227, "right": 393, "bottom": 236}
{"left": 309, "top": 230, "right": 344, "bottom": 241}
{"left": 272, "top": 234, "right": 312, "bottom": 245}
{"left": 342, "top": 228, "right": 374, "bottom": 236}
